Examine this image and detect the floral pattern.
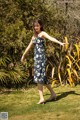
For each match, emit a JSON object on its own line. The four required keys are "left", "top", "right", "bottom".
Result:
{"left": 32, "top": 37, "right": 50, "bottom": 84}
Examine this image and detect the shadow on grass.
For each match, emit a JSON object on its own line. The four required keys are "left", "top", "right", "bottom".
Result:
{"left": 44, "top": 91, "right": 80, "bottom": 103}
{"left": 56, "top": 91, "right": 80, "bottom": 101}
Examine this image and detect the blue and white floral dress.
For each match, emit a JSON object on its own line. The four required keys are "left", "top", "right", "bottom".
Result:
{"left": 32, "top": 37, "right": 50, "bottom": 84}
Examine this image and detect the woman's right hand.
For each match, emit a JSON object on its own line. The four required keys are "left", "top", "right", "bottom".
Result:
{"left": 21, "top": 55, "right": 26, "bottom": 65}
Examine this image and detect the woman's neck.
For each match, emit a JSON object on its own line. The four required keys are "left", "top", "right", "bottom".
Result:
{"left": 34, "top": 31, "right": 41, "bottom": 37}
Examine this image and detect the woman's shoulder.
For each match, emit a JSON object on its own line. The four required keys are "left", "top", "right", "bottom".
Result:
{"left": 40, "top": 31, "right": 48, "bottom": 39}
{"left": 31, "top": 36, "right": 36, "bottom": 41}
{"left": 38, "top": 31, "right": 46, "bottom": 38}
{"left": 41, "top": 31, "right": 47, "bottom": 34}
{"left": 40, "top": 31, "right": 48, "bottom": 37}
{"left": 31, "top": 31, "right": 47, "bottom": 40}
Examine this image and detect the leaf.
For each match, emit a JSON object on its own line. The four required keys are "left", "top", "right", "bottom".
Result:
{"left": 46, "top": 64, "right": 49, "bottom": 73}
{"left": 67, "top": 68, "right": 74, "bottom": 86}
{"left": 66, "top": 55, "right": 72, "bottom": 68}
{"left": 69, "top": 55, "right": 80, "bottom": 70}
{"left": 58, "top": 72, "right": 63, "bottom": 86}
{"left": 0, "top": 71, "right": 8, "bottom": 83}
{"left": 64, "top": 37, "right": 69, "bottom": 51}
{"left": 51, "top": 79, "right": 58, "bottom": 87}
{"left": 72, "top": 68, "right": 78, "bottom": 78}
{"left": 51, "top": 67, "right": 55, "bottom": 79}
{"left": 74, "top": 44, "right": 80, "bottom": 59}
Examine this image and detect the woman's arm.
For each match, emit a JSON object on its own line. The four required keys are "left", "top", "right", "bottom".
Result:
{"left": 42, "top": 31, "right": 64, "bottom": 46}
{"left": 21, "top": 39, "right": 33, "bottom": 63}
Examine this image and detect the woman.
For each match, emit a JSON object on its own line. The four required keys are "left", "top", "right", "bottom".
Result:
{"left": 21, "top": 19, "right": 65, "bottom": 104}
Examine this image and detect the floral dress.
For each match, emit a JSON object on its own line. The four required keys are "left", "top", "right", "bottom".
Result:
{"left": 32, "top": 37, "right": 50, "bottom": 84}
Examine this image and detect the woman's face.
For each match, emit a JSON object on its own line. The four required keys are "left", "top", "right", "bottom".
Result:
{"left": 34, "top": 22, "right": 41, "bottom": 33}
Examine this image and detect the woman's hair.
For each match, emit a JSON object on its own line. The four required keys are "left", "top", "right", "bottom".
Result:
{"left": 33, "top": 19, "right": 44, "bottom": 31}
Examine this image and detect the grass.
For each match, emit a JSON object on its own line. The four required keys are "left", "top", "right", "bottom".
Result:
{"left": 0, "top": 85, "right": 80, "bottom": 120}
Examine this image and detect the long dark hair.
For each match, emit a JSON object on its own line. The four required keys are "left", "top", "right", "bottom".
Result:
{"left": 33, "top": 19, "right": 44, "bottom": 32}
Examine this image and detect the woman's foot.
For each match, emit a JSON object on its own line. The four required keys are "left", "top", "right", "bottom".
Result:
{"left": 46, "top": 95, "right": 57, "bottom": 102}
{"left": 37, "top": 99, "right": 45, "bottom": 104}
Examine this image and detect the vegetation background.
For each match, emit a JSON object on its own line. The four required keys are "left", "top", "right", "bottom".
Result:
{"left": 0, "top": 0, "right": 80, "bottom": 88}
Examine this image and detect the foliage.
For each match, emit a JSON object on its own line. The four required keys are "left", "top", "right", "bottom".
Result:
{"left": 0, "top": 0, "right": 52, "bottom": 87}
{"left": 50, "top": 37, "right": 80, "bottom": 87}
{"left": 0, "top": 56, "right": 28, "bottom": 88}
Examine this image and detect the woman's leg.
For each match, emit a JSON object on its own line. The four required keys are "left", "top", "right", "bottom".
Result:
{"left": 46, "top": 84, "right": 56, "bottom": 100}
{"left": 37, "top": 84, "right": 44, "bottom": 104}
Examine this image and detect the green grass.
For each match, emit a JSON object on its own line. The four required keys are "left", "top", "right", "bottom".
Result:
{"left": 0, "top": 85, "right": 80, "bottom": 120}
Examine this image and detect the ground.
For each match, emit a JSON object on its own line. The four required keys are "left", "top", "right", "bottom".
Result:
{"left": 0, "top": 85, "right": 80, "bottom": 120}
